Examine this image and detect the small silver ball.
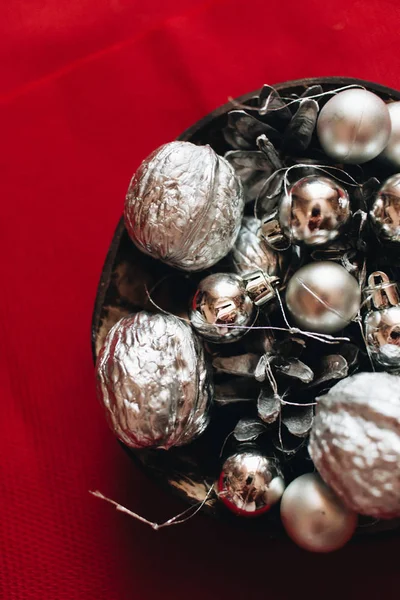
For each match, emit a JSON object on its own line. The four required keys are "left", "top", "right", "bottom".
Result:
{"left": 365, "top": 307, "right": 400, "bottom": 370}
{"left": 279, "top": 176, "right": 351, "bottom": 246}
{"left": 189, "top": 273, "right": 254, "bottom": 343}
{"left": 317, "top": 89, "right": 391, "bottom": 164}
{"left": 218, "top": 451, "right": 285, "bottom": 516}
{"left": 381, "top": 101, "right": 400, "bottom": 167}
{"left": 363, "top": 272, "right": 400, "bottom": 370}
{"left": 370, "top": 174, "right": 400, "bottom": 244}
{"left": 285, "top": 261, "right": 361, "bottom": 333}
{"left": 280, "top": 473, "right": 357, "bottom": 552}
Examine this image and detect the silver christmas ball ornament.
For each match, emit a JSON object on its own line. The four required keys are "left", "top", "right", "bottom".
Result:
{"left": 317, "top": 89, "right": 391, "bottom": 164}
{"left": 285, "top": 261, "right": 361, "bottom": 334}
{"left": 190, "top": 273, "right": 255, "bottom": 343}
{"left": 124, "top": 141, "right": 244, "bottom": 271}
{"left": 363, "top": 272, "right": 400, "bottom": 371}
{"left": 310, "top": 372, "right": 400, "bottom": 518}
{"left": 96, "top": 312, "right": 212, "bottom": 449}
{"left": 279, "top": 175, "right": 351, "bottom": 246}
{"left": 218, "top": 450, "right": 285, "bottom": 516}
{"left": 370, "top": 174, "right": 400, "bottom": 244}
{"left": 280, "top": 473, "right": 357, "bottom": 552}
{"left": 380, "top": 101, "right": 400, "bottom": 167}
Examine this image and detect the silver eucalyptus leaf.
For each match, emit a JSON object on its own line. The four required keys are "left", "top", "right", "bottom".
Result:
{"left": 257, "top": 388, "right": 281, "bottom": 424}
{"left": 233, "top": 417, "right": 266, "bottom": 442}
{"left": 281, "top": 404, "right": 314, "bottom": 438}
{"left": 225, "top": 150, "right": 274, "bottom": 202}
{"left": 223, "top": 110, "right": 280, "bottom": 150}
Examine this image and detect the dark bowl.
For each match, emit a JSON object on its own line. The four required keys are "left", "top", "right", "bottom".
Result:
{"left": 91, "top": 77, "right": 400, "bottom": 536}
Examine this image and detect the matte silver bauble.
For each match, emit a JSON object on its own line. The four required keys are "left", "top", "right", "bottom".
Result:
{"left": 363, "top": 272, "right": 400, "bottom": 371}
{"left": 285, "top": 261, "right": 361, "bottom": 333}
{"left": 279, "top": 175, "right": 351, "bottom": 246}
{"left": 189, "top": 273, "right": 254, "bottom": 343}
{"left": 317, "top": 89, "right": 391, "bottom": 164}
{"left": 310, "top": 372, "right": 400, "bottom": 519}
{"left": 381, "top": 101, "right": 400, "bottom": 167}
{"left": 218, "top": 450, "right": 285, "bottom": 516}
{"left": 370, "top": 174, "right": 400, "bottom": 244}
{"left": 124, "top": 141, "right": 244, "bottom": 271}
{"left": 280, "top": 473, "right": 357, "bottom": 552}
{"left": 96, "top": 312, "right": 212, "bottom": 449}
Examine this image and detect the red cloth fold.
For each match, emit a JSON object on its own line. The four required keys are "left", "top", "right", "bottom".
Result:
{"left": 1, "top": 1, "right": 400, "bottom": 598}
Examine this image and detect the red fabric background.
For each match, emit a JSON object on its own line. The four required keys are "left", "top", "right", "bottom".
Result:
{"left": 1, "top": 1, "right": 400, "bottom": 598}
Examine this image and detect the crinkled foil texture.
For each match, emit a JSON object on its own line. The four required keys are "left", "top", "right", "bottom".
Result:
{"left": 124, "top": 141, "right": 244, "bottom": 271}
{"left": 96, "top": 312, "right": 212, "bottom": 449}
{"left": 310, "top": 372, "right": 400, "bottom": 518}
{"left": 231, "top": 216, "right": 286, "bottom": 277}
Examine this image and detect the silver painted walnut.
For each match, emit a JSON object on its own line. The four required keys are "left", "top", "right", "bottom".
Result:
{"left": 124, "top": 141, "right": 244, "bottom": 271}
{"left": 310, "top": 372, "right": 400, "bottom": 519}
{"left": 96, "top": 311, "right": 213, "bottom": 449}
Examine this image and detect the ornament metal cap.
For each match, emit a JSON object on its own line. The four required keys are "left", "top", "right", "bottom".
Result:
{"left": 261, "top": 215, "right": 288, "bottom": 250}
{"left": 242, "top": 270, "right": 280, "bottom": 307}
{"left": 364, "top": 271, "right": 400, "bottom": 310}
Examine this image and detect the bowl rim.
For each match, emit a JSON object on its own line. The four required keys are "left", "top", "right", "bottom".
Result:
{"left": 90, "top": 76, "right": 400, "bottom": 534}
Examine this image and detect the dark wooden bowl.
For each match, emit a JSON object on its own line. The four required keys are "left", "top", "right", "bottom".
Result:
{"left": 91, "top": 77, "right": 400, "bottom": 536}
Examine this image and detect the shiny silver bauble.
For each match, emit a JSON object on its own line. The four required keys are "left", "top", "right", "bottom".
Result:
{"left": 124, "top": 141, "right": 244, "bottom": 271}
{"left": 189, "top": 273, "right": 255, "bottom": 343}
{"left": 96, "top": 312, "right": 212, "bottom": 449}
{"left": 370, "top": 174, "right": 400, "bottom": 244}
{"left": 285, "top": 261, "right": 361, "bottom": 334}
{"left": 363, "top": 272, "right": 400, "bottom": 371}
{"left": 218, "top": 450, "right": 285, "bottom": 516}
{"left": 365, "top": 307, "right": 400, "bottom": 369}
{"left": 280, "top": 473, "right": 357, "bottom": 552}
{"left": 317, "top": 89, "right": 391, "bottom": 164}
{"left": 310, "top": 372, "right": 400, "bottom": 519}
{"left": 279, "top": 175, "right": 351, "bottom": 246}
{"left": 381, "top": 101, "right": 400, "bottom": 167}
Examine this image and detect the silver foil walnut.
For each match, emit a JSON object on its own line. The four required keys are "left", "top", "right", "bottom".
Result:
{"left": 96, "top": 312, "right": 213, "bottom": 449}
{"left": 309, "top": 372, "right": 400, "bottom": 519}
{"left": 124, "top": 141, "right": 244, "bottom": 271}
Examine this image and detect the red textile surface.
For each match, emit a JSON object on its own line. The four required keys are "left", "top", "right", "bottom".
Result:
{"left": 1, "top": 1, "right": 400, "bottom": 598}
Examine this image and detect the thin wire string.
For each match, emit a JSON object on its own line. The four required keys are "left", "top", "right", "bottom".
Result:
{"left": 255, "top": 163, "right": 361, "bottom": 218}
{"left": 90, "top": 484, "right": 215, "bottom": 530}
{"left": 228, "top": 84, "right": 366, "bottom": 114}
{"left": 145, "top": 285, "right": 350, "bottom": 345}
